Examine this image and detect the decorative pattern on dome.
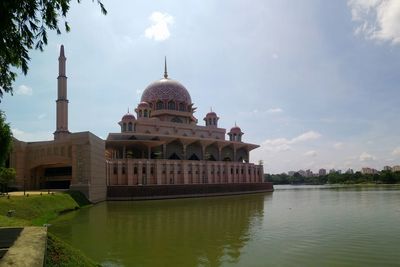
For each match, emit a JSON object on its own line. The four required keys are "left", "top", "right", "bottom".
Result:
{"left": 141, "top": 78, "right": 192, "bottom": 104}
{"left": 229, "top": 126, "right": 242, "bottom": 134}
{"left": 121, "top": 113, "right": 136, "bottom": 121}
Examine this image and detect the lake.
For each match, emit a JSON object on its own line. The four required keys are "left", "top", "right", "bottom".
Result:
{"left": 50, "top": 185, "right": 400, "bottom": 266}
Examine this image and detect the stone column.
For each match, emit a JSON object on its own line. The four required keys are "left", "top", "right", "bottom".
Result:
{"left": 183, "top": 161, "right": 189, "bottom": 184}
{"left": 146, "top": 161, "right": 151, "bottom": 185}
{"left": 117, "top": 161, "right": 122, "bottom": 185}
{"left": 138, "top": 161, "right": 143, "bottom": 185}
{"left": 156, "top": 161, "right": 162, "bottom": 185}
{"left": 127, "top": 159, "right": 133, "bottom": 185}
{"left": 166, "top": 162, "right": 170, "bottom": 184}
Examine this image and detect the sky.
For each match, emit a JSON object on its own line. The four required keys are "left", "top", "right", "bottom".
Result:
{"left": 2, "top": 0, "right": 400, "bottom": 174}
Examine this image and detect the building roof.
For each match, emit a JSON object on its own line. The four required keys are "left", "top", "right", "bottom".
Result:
{"left": 141, "top": 78, "right": 192, "bottom": 105}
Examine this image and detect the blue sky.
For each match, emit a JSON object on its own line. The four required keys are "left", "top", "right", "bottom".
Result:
{"left": 2, "top": 0, "right": 400, "bottom": 173}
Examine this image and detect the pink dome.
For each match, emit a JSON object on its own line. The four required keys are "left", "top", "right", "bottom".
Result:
{"left": 121, "top": 113, "right": 135, "bottom": 121}
{"left": 229, "top": 126, "right": 242, "bottom": 134}
{"left": 205, "top": 111, "right": 217, "bottom": 117}
{"left": 141, "top": 78, "right": 192, "bottom": 105}
{"left": 138, "top": 101, "right": 150, "bottom": 109}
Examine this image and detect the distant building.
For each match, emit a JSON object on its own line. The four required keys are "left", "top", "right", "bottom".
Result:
{"left": 383, "top": 166, "right": 392, "bottom": 171}
{"left": 288, "top": 171, "right": 295, "bottom": 176}
{"left": 318, "top": 168, "right": 327, "bottom": 176}
{"left": 329, "top": 169, "right": 336, "bottom": 174}
{"left": 298, "top": 170, "right": 306, "bottom": 177}
{"left": 305, "top": 169, "right": 313, "bottom": 177}
{"left": 345, "top": 168, "right": 354, "bottom": 174}
{"left": 392, "top": 165, "right": 400, "bottom": 172}
{"left": 361, "top": 167, "right": 378, "bottom": 175}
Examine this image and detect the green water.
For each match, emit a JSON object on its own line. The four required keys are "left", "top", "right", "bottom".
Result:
{"left": 50, "top": 185, "right": 400, "bottom": 266}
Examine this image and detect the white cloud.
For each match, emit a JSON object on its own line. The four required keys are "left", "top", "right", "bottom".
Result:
{"left": 359, "top": 152, "right": 376, "bottom": 161}
{"left": 334, "top": 142, "right": 344, "bottom": 149}
{"left": 392, "top": 147, "right": 400, "bottom": 156}
{"left": 291, "top": 131, "right": 321, "bottom": 143}
{"left": 304, "top": 150, "right": 317, "bottom": 157}
{"left": 267, "top": 107, "right": 283, "bottom": 113}
{"left": 145, "top": 12, "right": 174, "bottom": 41}
{"left": 261, "top": 130, "right": 321, "bottom": 152}
{"left": 271, "top": 53, "right": 279, "bottom": 59}
{"left": 15, "top": 85, "right": 33, "bottom": 95}
{"left": 12, "top": 128, "right": 52, "bottom": 141}
{"left": 348, "top": 0, "right": 400, "bottom": 44}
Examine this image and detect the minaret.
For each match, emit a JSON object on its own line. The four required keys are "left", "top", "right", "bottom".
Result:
{"left": 164, "top": 56, "right": 168, "bottom": 79}
{"left": 54, "top": 45, "right": 70, "bottom": 140}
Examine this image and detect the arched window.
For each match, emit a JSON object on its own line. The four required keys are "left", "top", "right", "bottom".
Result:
{"left": 128, "top": 122, "right": 133, "bottom": 131}
{"left": 156, "top": 101, "right": 163, "bottom": 110}
{"left": 208, "top": 118, "right": 212, "bottom": 125}
{"left": 179, "top": 103, "right": 185, "bottom": 111}
{"left": 139, "top": 110, "right": 142, "bottom": 117}
{"left": 144, "top": 110, "right": 148, "bottom": 117}
{"left": 168, "top": 101, "right": 175, "bottom": 110}
{"left": 213, "top": 118, "right": 216, "bottom": 125}
{"left": 122, "top": 123, "right": 127, "bottom": 132}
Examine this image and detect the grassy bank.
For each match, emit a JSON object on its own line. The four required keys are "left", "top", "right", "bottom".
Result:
{"left": 0, "top": 193, "right": 79, "bottom": 227}
{"left": 0, "top": 191, "right": 100, "bottom": 266}
{"left": 45, "top": 233, "right": 100, "bottom": 267}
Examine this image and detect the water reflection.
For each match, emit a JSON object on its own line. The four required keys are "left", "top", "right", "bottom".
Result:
{"left": 50, "top": 193, "right": 270, "bottom": 267}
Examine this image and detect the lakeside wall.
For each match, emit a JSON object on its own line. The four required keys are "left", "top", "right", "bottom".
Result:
{"left": 107, "top": 182, "right": 274, "bottom": 200}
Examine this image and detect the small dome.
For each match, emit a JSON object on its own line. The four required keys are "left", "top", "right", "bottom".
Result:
{"left": 205, "top": 111, "right": 217, "bottom": 117}
{"left": 121, "top": 113, "right": 136, "bottom": 121}
{"left": 141, "top": 78, "right": 192, "bottom": 105}
{"left": 229, "top": 126, "right": 242, "bottom": 134}
{"left": 137, "top": 101, "right": 150, "bottom": 109}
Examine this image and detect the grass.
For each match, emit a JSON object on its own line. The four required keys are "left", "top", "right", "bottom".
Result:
{"left": 0, "top": 191, "right": 101, "bottom": 266}
{"left": 45, "top": 233, "right": 100, "bottom": 267}
{"left": 0, "top": 193, "right": 79, "bottom": 227}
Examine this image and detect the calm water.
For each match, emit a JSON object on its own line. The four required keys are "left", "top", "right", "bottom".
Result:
{"left": 50, "top": 185, "right": 400, "bottom": 267}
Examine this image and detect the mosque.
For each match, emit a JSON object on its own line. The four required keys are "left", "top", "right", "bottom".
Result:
{"left": 9, "top": 46, "right": 272, "bottom": 202}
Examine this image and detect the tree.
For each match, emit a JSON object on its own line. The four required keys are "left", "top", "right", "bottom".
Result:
{"left": 0, "top": 167, "right": 16, "bottom": 193}
{"left": 0, "top": 111, "right": 12, "bottom": 167}
{"left": 0, "top": 0, "right": 107, "bottom": 100}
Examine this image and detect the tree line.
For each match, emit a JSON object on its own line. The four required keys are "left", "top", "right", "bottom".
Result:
{"left": 265, "top": 171, "right": 400, "bottom": 185}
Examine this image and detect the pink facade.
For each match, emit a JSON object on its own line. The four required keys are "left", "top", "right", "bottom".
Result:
{"left": 105, "top": 58, "right": 264, "bottom": 186}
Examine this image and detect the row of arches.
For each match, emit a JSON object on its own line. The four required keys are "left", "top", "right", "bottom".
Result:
{"left": 109, "top": 142, "right": 249, "bottom": 163}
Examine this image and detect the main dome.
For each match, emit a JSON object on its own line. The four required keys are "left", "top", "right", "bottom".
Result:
{"left": 141, "top": 78, "right": 192, "bottom": 105}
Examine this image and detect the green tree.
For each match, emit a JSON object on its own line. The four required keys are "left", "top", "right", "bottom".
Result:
{"left": 0, "top": 111, "right": 12, "bottom": 167}
{"left": 0, "top": 167, "right": 16, "bottom": 193}
{"left": 0, "top": 0, "right": 107, "bottom": 100}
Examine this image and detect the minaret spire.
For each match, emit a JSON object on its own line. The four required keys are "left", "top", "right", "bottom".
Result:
{"left": 164, "top": 56, "right": 168, "bottom": 79}
{"left": 54, "top": 44, "right": 70, "bottom": 140}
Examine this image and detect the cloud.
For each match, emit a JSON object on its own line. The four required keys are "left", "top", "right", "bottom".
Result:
{"left": 334, "top": 142, "right": 344, "bottom": 149}
{"left": 392, "top": 147, "right": 400, "bottom": 156}
{"left": 291, "top": 131, "right": 321, "bottom": 143}
{"left": 12, "top": 128, "right": 52, "bottom": 141}
{"left": 348, "top": 0, "right": 400, "bottom": 44}
{"left": 304, "top": 150, "right": 317, "bottom": 157}
{"left": 145, "top": 12, "right": 174, "bottom": 41}
{"left": 271, "top": 53, "right": 279, "bottom": 59}
{"left": 15, "top": 85, "right": 33, "bottom": 95}
{"left": 267, "top": 108, "right": 283, "bottom": 113}
{"left": 261, "top": 130, "right": 321, "bottom": 152}
{"left": 359, "top": 152, "right": 376, "bottom": 161}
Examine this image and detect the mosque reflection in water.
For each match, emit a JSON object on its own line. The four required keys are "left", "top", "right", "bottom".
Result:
{"left": 50, "top": 193, "right": 271, "bottom": 266}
